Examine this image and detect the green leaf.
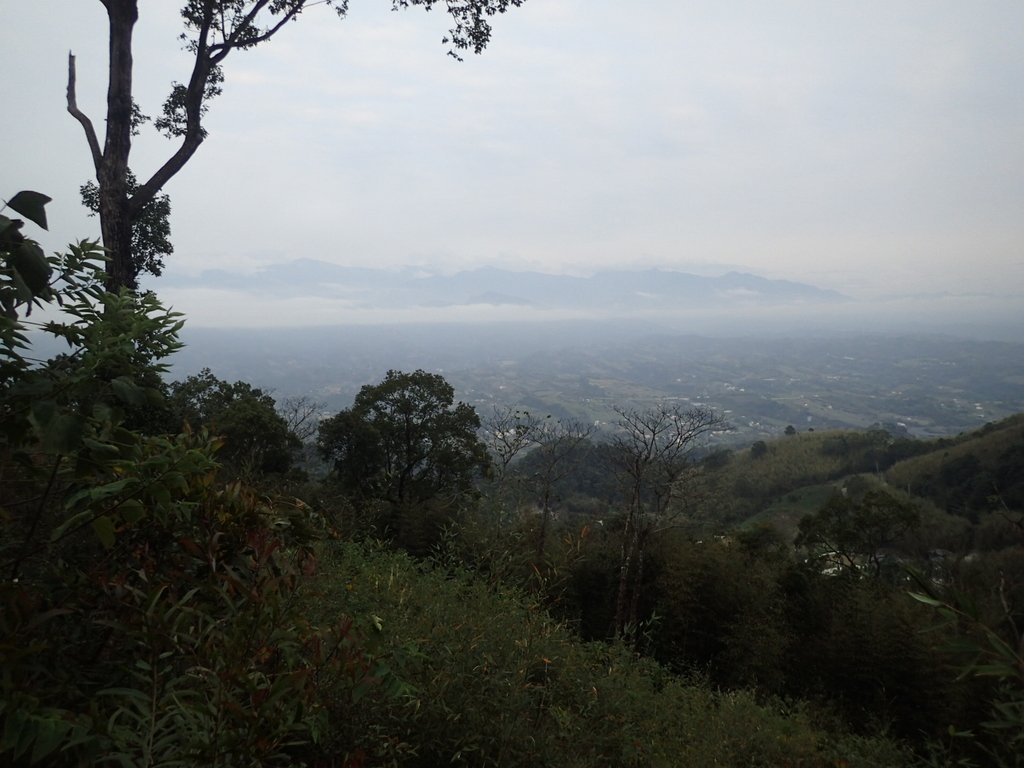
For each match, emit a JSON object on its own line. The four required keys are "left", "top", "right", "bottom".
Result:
{"left": 6, "top": 191, "right": 51, "bottom": 230}
{"left": 51, "top": 509, "right": 96, "bottom": 542}
{"left": 0, "top": 213, "right": 16, "bottom": 237}
{"left": 9, "top": 712, "right": 32, "bottom": 760}
{"left": 30, "top": 717, "right": 69, "bottom": 764}
{"left": 2, "top": 708, "right": 26, "bottom": 754}
{"left": 111, "top": 376, "right": 146, "bottom": 407}
{"left": 82, "top": 437, "right": 121, "bottom": 459}
{"left": 149, "top": 483, "right": 172, "bottom": 508}
{"left": 120, "top": 499, "right": 146, "bottom": 525}
{"left": 10, "top": 269, "right": 33, "bottom": 304}
{"left": 38, "top": 413, "right": 85, "bottom": 454}
{"left": 11, "top": 240, "right": 52, "bottom": 294}
{"left": 92, "top": 515, "right": 116, "bottom": 549}
{"left": 89, "top": 478, "right": 131, "bottom": 503}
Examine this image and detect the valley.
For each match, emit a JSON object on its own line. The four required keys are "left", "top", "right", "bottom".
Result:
{"left": 172, "top": 324, "right": 1024, "bottom": 442}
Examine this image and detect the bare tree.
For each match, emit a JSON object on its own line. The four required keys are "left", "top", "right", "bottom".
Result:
{"left": 482, "top": 406, "right": 544, "bottom": 483}
{"left": 67, "top": 0, "right": 527, "bottom": 289}
{"left": 480, "top": 406, "right": 594, "bottom": 554}
{"left": 529, "top": 418, "right": 594, "bottom": 559}
{"left": 609, "top": 404, "right": 726, "bottom": 638}
{"left": 277, "top": 395, "right": 325, "bottom": 444}
{"left": 480, "top": 406, "right": 544, "bottom": 526}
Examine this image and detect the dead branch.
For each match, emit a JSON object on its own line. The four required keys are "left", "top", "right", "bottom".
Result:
{"left": 66, "top": 51, "right": 103, "bottom": 172}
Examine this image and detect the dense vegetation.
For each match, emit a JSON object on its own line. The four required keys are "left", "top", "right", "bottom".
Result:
{"left": 2, "top": 193, "right": 1022, "bottom": 766}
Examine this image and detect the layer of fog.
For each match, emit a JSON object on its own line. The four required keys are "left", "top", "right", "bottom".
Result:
{"left": 158, "top": 286, "right": 1024, "bottom": 342}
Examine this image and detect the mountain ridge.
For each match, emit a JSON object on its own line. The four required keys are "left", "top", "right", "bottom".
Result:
{"left": 162, "top": 259, "right": 849, "bottom": 310}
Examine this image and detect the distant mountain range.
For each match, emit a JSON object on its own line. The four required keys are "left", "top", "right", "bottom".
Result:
{"left": 163, "top": 259, "right": 848, "bottom": 311}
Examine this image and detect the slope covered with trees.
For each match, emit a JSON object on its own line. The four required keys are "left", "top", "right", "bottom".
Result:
{"left": 9, "top": 3, "right": 1021, "bottom": 764}
{"left": 0, "top": 208, "right": 913, "bottom": 766}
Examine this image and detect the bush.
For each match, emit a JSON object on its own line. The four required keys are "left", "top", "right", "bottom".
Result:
{"left": 0, "top": 218, "right": 349, "bottom": 766}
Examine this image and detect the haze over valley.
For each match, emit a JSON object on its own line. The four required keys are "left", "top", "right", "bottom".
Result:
{"left": 155, "top": 259, "right": 1024, "bottom": 441}
{"left": 157, "top": 259, "right": 1024, "bottom": 339}
{"left": 171, "top": 319, "right": 1024, "bottom": 444}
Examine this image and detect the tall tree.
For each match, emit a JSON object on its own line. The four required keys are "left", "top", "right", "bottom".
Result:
{"left": 67, "top": 0, "right": 527, "bottom": 289}
{"left": 527, "top": 417, "right": 594, "bottom": 559}
{"left": 80, "top": 169, "right": 173, "bottom": 280}
{"left": 318, "top": 369, "right": 490, "bottom": 509}
{"left": 609, "top": 404, "right": 726, "bottom": 638}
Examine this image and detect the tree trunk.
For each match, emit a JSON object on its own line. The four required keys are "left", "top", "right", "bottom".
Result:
{"left": 613, "top": 505, "right": 641, "bottom": 638}
{"left": 536, "top": 486, "right": 551, "bottom": 561}
{"left": 626, "top": 542, "right": 645, "bottom": 631}
{"left": 99, "top": 189, "right": 134, "bottom": 290}
{"left": 98, "top": 0, "right": 139, "bottom": 289}
{"left": 613, "top": 529, "right": 633, "bottom": 638}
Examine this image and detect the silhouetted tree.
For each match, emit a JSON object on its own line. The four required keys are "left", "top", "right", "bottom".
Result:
{"left": 169, "top": 368, "right": 300, "bottom": 475}
{"left": 318, "top": 369, "right": 490, "bottom": 509}
{"left": 67, "top": 0, "right": 527, "bottom": 288}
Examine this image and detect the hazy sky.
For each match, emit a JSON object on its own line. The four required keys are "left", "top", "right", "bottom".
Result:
{"left": 6, "top": 1, "right": 1024, "bottom": 313}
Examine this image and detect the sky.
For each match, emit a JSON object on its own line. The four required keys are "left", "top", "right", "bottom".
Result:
{"left": 5, "top": 1, "right": 1024, "bottom": 327}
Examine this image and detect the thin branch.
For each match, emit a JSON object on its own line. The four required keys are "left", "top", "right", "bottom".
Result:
{"left": 66, "top": 52, "right": 103, "bottom": 173}
{"left": 215, "top": 0, "right": 272, "bottom": 52}
{"left": 211, "top": 0, "right": 306, "bottom": 60}
{"left": 9, "top": 454, "right": 64, "bottom": 581}
{"left": 132, "top": 1, "right": 307, "bottom": 213}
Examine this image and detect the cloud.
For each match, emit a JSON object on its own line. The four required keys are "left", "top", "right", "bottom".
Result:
{"left": 6, "top": 1, "right": 1024, "bottom": 306}
{"left": 158, "top": 287, "right": 593, "bottom": 328}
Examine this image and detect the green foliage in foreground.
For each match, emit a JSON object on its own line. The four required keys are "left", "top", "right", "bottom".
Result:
{"left": 5, "top": 187, "right": 1022, "bottom": 765}
{"left": 911, "top": 585, "right": 1024, "bottom": 767}
{"left": 309, "top": 540, "right": 912, "bottom": 767}
{"left": 1, "top": 204, "right": 349, "bottom": 766}
{"left": 1, "top": 200, "right": 905, "bottom": 767}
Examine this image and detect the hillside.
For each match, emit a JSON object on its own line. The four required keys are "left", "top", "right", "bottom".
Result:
{"left": 684, "top": 416, "right": 1023, "bottom": 542}
{"left": 5, "top": 236, "right": 1022, "bottom": 765}
{"left": 885, "top": 413, "right": 1024, "bottom": 517}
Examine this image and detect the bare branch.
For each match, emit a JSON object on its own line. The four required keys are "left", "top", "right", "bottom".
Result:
{"left": 66, "top": 52, "right": 103, "bottom": 173}
{"left": 278, "top": 395, "right": 325, "bottom": 443}
{"left": 482, "top": 406, "right": 542, "bottom": 476}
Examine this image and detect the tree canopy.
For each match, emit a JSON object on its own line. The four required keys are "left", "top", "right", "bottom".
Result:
{"left": 318, "top": 369, "right": 490, "bottom": 508}
{"left": 796, "top": 489, "right": 921, "bottom": 577}
{"left": 169, "top": 367, "right": 300, "bottom": 475}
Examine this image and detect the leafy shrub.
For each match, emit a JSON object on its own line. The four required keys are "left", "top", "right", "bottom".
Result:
{"left": 0, "top": 207, "right": 356, "bottom": 766}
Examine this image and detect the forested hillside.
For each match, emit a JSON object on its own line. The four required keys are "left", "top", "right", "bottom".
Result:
{"left": 3, "top": 198, "right": 1023, "bottom": 766}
